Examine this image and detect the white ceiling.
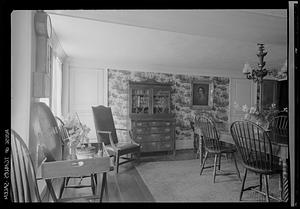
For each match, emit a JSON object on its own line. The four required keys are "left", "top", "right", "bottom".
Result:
{"left": 47, "top": 9, "right": 287, "bottom": 77}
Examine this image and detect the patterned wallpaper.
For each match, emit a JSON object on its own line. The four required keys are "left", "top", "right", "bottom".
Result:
{"left": 108, "top": 69, "right": 230, "bottom": 143}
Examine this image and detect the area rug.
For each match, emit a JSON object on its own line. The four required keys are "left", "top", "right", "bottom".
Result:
{"left": 135, "top": 158, "right": 281, "bottom": 202}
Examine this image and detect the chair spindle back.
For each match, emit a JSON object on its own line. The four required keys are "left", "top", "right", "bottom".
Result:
{"left": 10, "top": 129, "right": 41, "bottom": 202}
{"left": 196, "top": 115, "right": 221, "bottom": 151}
{"left": 230, "top": 121, "right": 275, "bottom": 172}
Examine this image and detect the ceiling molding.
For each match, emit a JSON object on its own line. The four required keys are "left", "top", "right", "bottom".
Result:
{"left": 239, "top": 9, "right": 287, "bottom": 18}
{"left": 47, "top": 10, "right": 287, "bottom": 43}
{"left": 47, "top": 10, "right": 287, "bottom": 76}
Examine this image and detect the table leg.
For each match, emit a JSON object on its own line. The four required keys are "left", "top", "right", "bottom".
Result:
{"left": 282, "top": 159, "right": 289, "bottom": 202}
{"left": 45, "top": 179, "right": 58, "bottom": 202}
{"left": 199, "top": 136, "right": 203, "bottom": 165}
{"left": 96, "top": 173, "right": 101, "bottom": 202}
{"left": 99, "top": 172, "right": 108, "bottom": 202}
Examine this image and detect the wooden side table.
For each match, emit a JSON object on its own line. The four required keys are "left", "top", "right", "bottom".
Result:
{"left": 40, "top": 144, "right": 112, "bottom": 202}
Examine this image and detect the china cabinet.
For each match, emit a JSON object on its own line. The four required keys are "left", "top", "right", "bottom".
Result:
{"left": 129, "top": 81, "right": 175, "bottom": 155}
{"left": 262, "top": 79, "right": 288, "bottom": 110}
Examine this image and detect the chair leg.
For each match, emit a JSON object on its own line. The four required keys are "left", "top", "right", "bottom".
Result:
{"left": 93, "top": 174, "right": 97, "bottom": 185}
{"left": 65, "top": 177, "right": 70, "bottom": 186}
{"left": 46, "top": 179, "right": 58, "bottom": 202}
{"left": 279, "top": 171, "right": 283, "bottom": 200}
{"left": 58, "top": 177, "right": 66, "bottom": 199}
{"left": 213, "top": 154, "right": 218, "bottom": 183}
{"left": 239, "top": 168, "right": 248, "bottom": 201}
{"left": 218, "top": 154, "right": 221, "bottom": 170}
{"left": 116, "top": 153, "right": 120, "bottom": 174}
{"left": 196, "top": 148, "right": 200, "bottom": 159}
{"left": 99, "top": 173, "right": 107, "bottom": 202}
{"left": 200, "top": 151, "right": 208, "bottom": 175}
{"left": 135, "top": 151, "right": 141, "bottom": 164}
{"left": 259, "top": 174, "right": 263, "bottom": 191}
{"left": 91, "top": 174, "right": 96, "bottom": 195}
{"left": 78, "top": 176, "right": 83, "bottom": 185}
{"left": 264, "top": 175, "right": 270, "bottom": 202}
{"left": 232, "top": 153, "right": 241, "bottom": 181}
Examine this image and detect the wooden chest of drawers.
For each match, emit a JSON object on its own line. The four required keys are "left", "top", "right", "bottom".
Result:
{"left": 131, "top": 118, "right": 175, "bottom": 155}
{"left": 128, "top": 81, "right": 175, "bottom": 155}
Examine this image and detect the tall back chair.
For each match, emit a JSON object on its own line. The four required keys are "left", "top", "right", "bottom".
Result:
{"left": 10, "top": 129, "right": 42, "bottom": 202}
{"left": 92, "top": 105, "right": 141, "bottom": 173}
{"left": 196, "top": 115, "right": 241, "bottom": 183}
{"left": 268, "top": 115, "right": 288, "bottom": 143}
{"left": 230, "top": 120, "right": 283, "bottom": 202}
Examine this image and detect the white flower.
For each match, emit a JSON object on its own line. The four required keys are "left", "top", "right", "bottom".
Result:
{"left": 242, "top": 104, "right": 249, "bottom": 113}
{"left": 249, "top": 107, "right": 256, "bottom": 114}
{"left": 244, "top": 113, "right": 250, "bottom": 120}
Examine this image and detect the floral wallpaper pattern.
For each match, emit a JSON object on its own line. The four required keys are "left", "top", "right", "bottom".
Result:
{"left": 108, "top": 69, "right": 230, "bottom": 143}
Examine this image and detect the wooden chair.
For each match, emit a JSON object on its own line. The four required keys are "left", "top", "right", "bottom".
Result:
{"left": 196, "top": 115, "right": 241, "bottom": 183}
{"left": 10, "top": 129, "right": 42, "bottom": 202}
{"left": 230, "top": 120, "right": 283, "bottom": 202}
{"left": 55, "top": 117, "right": 97, "bottom": 199}
{"left": 92, "top": 105, "right": 141, "bottom": 173}
{"left": 268, "top": 115, "right": 288, "bottom": 143}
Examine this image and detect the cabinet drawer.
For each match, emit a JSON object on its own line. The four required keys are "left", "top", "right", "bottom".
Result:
{"left": 135, "top": 134, "right": 172, "bottom": 142}
{"left": 134, "top": 127, "right": 149, "bottom": 134}
{"left": 158, "top": 141, "right": 173, "bottom": 151}
{"left": 134, "top": 127, "right": 173, "bottom": 134}
{"left": 149, "top": 121, "right": 173, "bottom": 126}
{"left": 134, "top": 121, "right": 149, "bottom": 127}
{"left": 140, "top": 141, "right": 172, "bottom": 152}
{"left": 150, "top": 126, "right": 172, "bottom": 133}
{"left": 141, "top": 142, "right": 158, "bottom": 152}
{"left": 133, "top": 121, "right": 173, "bottom": 127}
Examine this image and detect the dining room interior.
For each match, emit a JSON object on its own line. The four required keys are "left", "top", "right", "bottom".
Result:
{"left": 9, "top": 5, "right": 299, "bottom": 205}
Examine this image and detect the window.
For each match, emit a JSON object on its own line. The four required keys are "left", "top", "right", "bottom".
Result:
{"left": 50, "top": 55, "right": 62, "bottom": 118}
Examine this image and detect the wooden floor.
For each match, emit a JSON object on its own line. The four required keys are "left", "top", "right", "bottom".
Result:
{"left": 52, "top": 149, "right": 197, "bottom": 202}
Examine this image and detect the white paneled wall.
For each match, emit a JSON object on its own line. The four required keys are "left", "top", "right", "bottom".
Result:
{"left": 11, "top": 10, "right": 35, "bottom": 145}
{"left": 229, "top": 78, "right": 256, "bottom": 123}
{"left": 68, "top": 66, "right": 107, "bottom": 141}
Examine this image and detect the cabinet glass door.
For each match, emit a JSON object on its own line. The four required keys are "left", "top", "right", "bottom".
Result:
{"left": 153, "top": 90, "right": 170, "bottom": 114}
{"left": 131, "top": 88, "right": 151, "bottom": 114}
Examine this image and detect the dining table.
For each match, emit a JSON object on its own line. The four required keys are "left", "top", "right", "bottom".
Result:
{"left": 194, "top": 127, "right": 289, "bottom": 202}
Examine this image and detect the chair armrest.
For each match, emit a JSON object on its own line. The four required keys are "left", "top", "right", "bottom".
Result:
{"left": 115, "top": 128, "right": 139, "bottom": 145}
{"left": 96, "top": 130, "right": 118, "bottom": 151}
{"left": 128, "top": 130, "right": 139, "bottom": 145}
{"left": 115, "top": 128, "right": 128, "bottom": 132}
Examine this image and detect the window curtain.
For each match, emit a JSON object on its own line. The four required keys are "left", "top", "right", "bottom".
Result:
{"left": 51, "top": 56, "right": 62, "bottom": 118}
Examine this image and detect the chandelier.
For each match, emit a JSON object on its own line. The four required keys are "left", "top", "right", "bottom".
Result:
{"left": 243, "top": 43, "right": 272, "bottom": 112}
{"left": 243, "top": 43, "right": 272, "bottom": 83}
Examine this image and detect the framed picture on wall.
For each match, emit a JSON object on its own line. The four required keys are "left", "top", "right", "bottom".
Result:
{"left": 191, "top": 80, "right": 213, "bottom": 109}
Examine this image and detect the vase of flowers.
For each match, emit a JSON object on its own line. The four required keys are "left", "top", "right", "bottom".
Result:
{"left": 233, "top": 102, "right": 280, "bottom": 129}
{"left": 63, "top": 113, "right": 94, "bottom": 159}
